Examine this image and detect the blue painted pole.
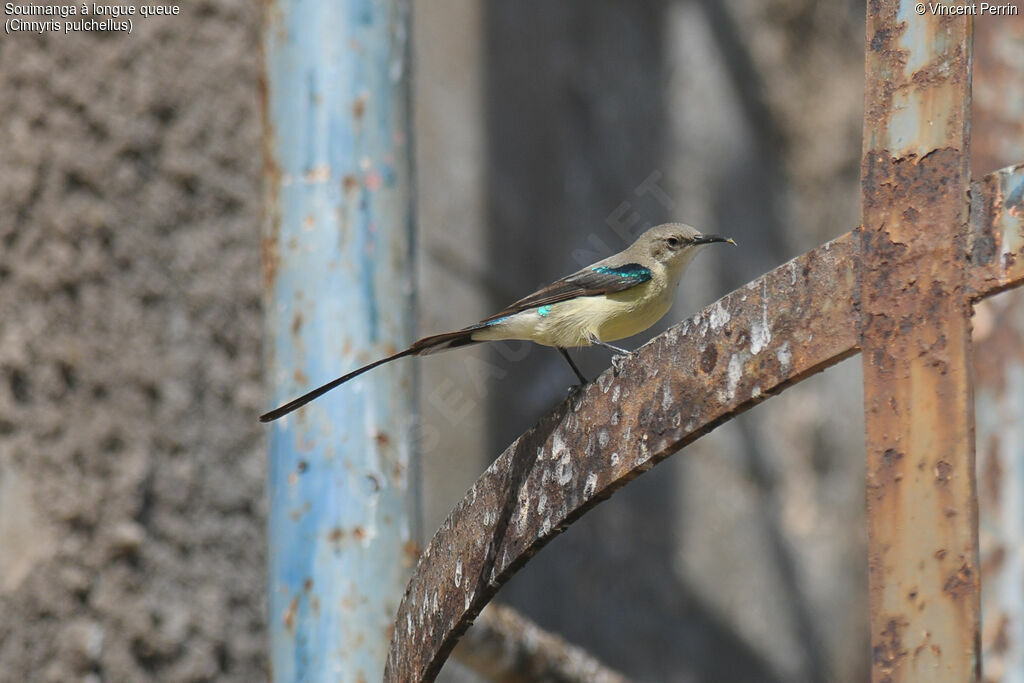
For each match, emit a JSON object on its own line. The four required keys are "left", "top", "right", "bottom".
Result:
{"left": 261, "top": 1, "right": 416, "bottom": 680}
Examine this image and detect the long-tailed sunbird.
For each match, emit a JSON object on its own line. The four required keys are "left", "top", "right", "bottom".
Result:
{"left": 260, "top": 223, "right": 735, "bottom": 422}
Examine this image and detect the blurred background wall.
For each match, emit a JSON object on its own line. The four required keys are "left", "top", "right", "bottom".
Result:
{"left": 0, "top": 1, "right": 876, "bottom": 681}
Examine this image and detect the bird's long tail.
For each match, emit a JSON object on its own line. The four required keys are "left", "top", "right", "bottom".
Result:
{"left": 259, "top": 326, "right": 482, "bottom": 422}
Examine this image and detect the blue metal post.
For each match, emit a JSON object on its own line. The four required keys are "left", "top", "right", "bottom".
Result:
{"left": 261, "top": 1, "right": 416, "bottom": 680}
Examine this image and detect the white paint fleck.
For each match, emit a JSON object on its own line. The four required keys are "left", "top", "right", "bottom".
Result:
{"left": 776, "top": 341, "right": 792, "bottom": 369}
{"left": 552, "top": 433, "right": 573, "bottom": 485}
{"left": 611, "top": 385, "right": 621, "bottom": 402}
{"left": 584, "top": 473, "right": 598, "bottom": 498}
{"left": 751, "top": 385, "right": 762, "bottom": 398}
{"left": 750, "top": 280, "right": 772, "bottom": 354}
{"left": 610, "top": 452, "right": 620, "bottom": 466}
{"left": 662, "top": 383, "right": 674, "bottom": 410}
{"left": 709, "top": 301, "right": 731, "bottom": 330}
{"left": 454, "top": 559, "right": 462, "bottom": 587}
{"left": 513, "top": 490, "right": 530, "bottom": 536}
{"left": 537, "top": 493, "right": 547, "bottom": 515}
{"left": 726, "top": 354, "right": 743, "bottom": 401}
{"left": 598, "top": 429, "right": 610, "bottom": 448}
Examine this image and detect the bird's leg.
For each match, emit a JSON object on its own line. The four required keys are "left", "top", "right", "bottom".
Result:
{"left": 557, "top": 348, "right": 588, "bottom": 387}
{"left": 586, "top": 334, "right": 632, "bottom": 373}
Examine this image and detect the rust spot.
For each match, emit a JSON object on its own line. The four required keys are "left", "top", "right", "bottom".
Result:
{"left": 352, "top": 526, "right": 366, "bottom": 542}
{"left": 294, "top": 369, "right": 309, "bottom": 386}
{"left": 343, "top": 174, "right": 359, "bottom": 193}
{"left": 288, "top": 501, "right": 311, "bottom": 521}
{"left": 283, "top": 596, "right": 299, "bottom": 632}
{"left": 292, "top": 312, "right": 303, "bottom": 335}
{"left": 943, "top": 562, "right": 974, "bottom": 600}
{"left": 312, "top": 596, "right": 320, "bottom": 617}
{"left": 297, "top": 459, "right": 308, "bottom": 474}
{"left": 303, "top": 577, "right": 313, "bottom": 592}
{"left": 870, "top": 448, "right": 905, "bottom": 498}
{"left": 699, "top": 345, "right": 718, "bottom": 373}
{"left": 261, "top": 235, "right": 280, "bottom": 290}
{"left": 913, "top": 631, "right": 932, "bottom": 657}
{"left": 329, "top": 527, "right": 345, "bottom": 543}
{"left": 933, "top": 459, "right": 952, "bottom": 484}
{"left": 375, "top": 431, "right": 390, "bottom": 447}
{"left": 935, "top": 548, "right": 948, "bottom": 560}
{"left": 403, "top": 540, "right": 422, "bottom": 568}
{"left": 873, "top": 617, "right": 908, "bottom": 673}
{"left": 907, "top": 588, "right": 918, "bottom": 602}
{"left": 353, "top": 93, "right": 368, "bottom": 120}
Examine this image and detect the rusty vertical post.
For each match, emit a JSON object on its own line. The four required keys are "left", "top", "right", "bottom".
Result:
{"left": 859, "top": 2, "right": 978, "bottom": 681}
{"left": 262, "top": 0, "right": 416, "bottom": 680}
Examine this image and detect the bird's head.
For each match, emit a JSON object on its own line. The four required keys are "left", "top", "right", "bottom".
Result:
{"left": 638, "top": 223, "right": 736, "bottom": 270}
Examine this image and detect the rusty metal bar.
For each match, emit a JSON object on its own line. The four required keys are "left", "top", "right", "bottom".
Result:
{"left": 970, "top": 14, "right": 1024, "bottom": 680}
{"left": 970, "top": 164, "right": 1024, "bottom": 300}
{"left": 451, "top": 603, "right": 629, "bottom": 683}
{"left": 974, "top": 297, "right": 1024, "bottom": 681}
{"left": 384, "top": 234, "right": 859, "bottom": 681}
{"left": 859, "top": 3, "right": 978, "bottom": 681}
{"left": 262, "top": 0, "right": 416, "bottom": 680}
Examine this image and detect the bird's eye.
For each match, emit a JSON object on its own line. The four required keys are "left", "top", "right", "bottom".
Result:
{"left": 666, "top": 236, "right": 681, "bottom": 249}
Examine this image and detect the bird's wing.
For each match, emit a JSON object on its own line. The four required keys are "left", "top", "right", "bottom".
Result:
{"left": 480, "top": 263, "right": 652, "bottom": 323}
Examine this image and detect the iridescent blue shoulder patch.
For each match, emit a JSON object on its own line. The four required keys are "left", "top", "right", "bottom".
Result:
{"left": 591, "top": 264, "right": 652, "bottom": 281}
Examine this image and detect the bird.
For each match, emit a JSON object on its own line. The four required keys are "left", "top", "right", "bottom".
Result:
{"left": 260, "top": 223, "right": 735, "bottom": 422}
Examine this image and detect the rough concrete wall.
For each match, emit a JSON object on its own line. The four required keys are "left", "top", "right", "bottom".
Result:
{"left": 0, "top": 3, "right": 266, "bottom": 680}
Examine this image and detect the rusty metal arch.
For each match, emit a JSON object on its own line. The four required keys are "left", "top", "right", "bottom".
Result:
{"left": 384, "top": 163, "right": 1023, "bottom": 681}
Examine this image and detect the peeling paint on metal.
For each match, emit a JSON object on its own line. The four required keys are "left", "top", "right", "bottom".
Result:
{"left": 263, "top": 0, "right": 416, "bottom": 680}
{"left": 859, "top": 4, "right": 979, "bottom": 681}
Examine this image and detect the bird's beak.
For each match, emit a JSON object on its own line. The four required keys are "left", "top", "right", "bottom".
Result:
{"left": 695, "top": 234, "right": 737, "bottom": 246}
